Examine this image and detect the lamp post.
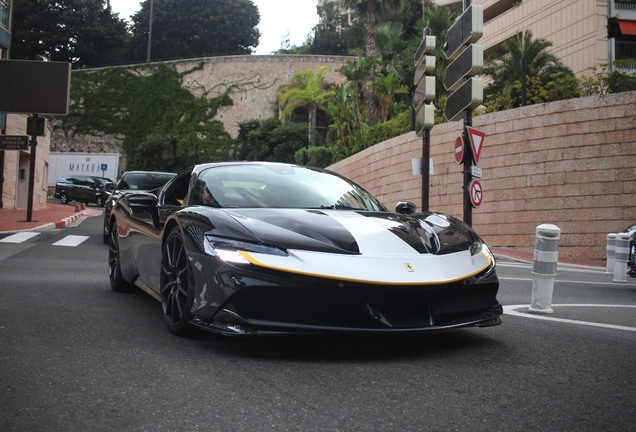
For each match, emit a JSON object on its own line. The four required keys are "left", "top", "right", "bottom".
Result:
{"left": 147, "top": 0, "right": 154, "bottom": 63}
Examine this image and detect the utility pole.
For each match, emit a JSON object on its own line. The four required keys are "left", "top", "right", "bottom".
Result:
{"left": 147, "top": 0, "right": 154, "bottom": 63}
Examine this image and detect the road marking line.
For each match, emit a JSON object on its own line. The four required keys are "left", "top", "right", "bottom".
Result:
{"left": 0, "top": 232, "right": 41, "bottom": 243}
{"left": 503, "top": 304, "right": 636, "bottom": 332}
{"left": 52, "top": 235, "right": 90, "bottom": 247}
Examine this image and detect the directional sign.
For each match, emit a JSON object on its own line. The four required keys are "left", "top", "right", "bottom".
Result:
{"left": 415, "top": 56, "right": 436, "bottom": 86}
{"left": 469, "top": 179, "right": 483, "bottom": 208}
{"left": 466, "top": 126, "right": 486, "bottom": 164}
{"left": 444, "top": 44, "right": 483, "bottom": 92}
{"left": 444, "top": 78, "right": 483, "bottom": 122}
{"left": 443, "top": 5, "right": 484, "bottom": 60}
{"left": 415, "top": 36, "right": 436, "bottom": 67}
{"left": 0, "top": 135, "right": 29, "bottom": 151}
{"left": 415, "top": 104, "right": 436, "bottom": 137}
{"left": 454, "top": 136, "right": 464, "bottom": 164}
{"left": 414, "top": 76, "right": 436, "bottom": 111}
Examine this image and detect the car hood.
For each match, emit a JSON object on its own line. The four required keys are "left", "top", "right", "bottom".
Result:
{"left": 216, "top": 208, "right": 480, "bottom": 256}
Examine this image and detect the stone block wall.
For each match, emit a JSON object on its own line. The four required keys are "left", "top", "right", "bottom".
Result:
{"left": 329, "top": 91, "right": 636, "bottom": 260}
{"left": 50, "top": 55, "right": 353, "bottom": 179}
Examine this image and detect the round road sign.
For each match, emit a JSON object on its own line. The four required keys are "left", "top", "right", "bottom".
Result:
{"left": 469, "top": 179, "right": 483, "bottom": 208}
{"left": 454, "top": 136, "right": 464, "bottom": 165}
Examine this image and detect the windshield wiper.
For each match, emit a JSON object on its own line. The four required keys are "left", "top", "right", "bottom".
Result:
{"left": 319, "top": 205, "right": 358, "bottom": 210}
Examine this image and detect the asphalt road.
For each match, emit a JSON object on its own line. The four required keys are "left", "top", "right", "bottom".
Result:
{"left": 1, "top": 215, "right": 635, "bottom": 432}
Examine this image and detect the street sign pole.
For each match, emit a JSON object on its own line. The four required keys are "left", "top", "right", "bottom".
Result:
{"left": 463, "top": 0, "right": 472, "bottom": 226}
{"left": 422, "top": 27, "right": 431, "bottom": 212}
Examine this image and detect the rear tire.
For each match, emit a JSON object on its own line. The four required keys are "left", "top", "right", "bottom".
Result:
{"left": 59, "top": 193, "right": 68, "bottom": 205}
{"left": 96, "top": 196, "right": 104, "bottom": 207}
{"left": 108, "top": 222, "right": 134, "bottom": 293}
{"left": 160, "top": 227, "right": 195, "bottom": 336}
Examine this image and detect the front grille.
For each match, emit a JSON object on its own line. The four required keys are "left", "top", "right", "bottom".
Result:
{"left": 222, "top": 282, "right": 499, "bottom": 330}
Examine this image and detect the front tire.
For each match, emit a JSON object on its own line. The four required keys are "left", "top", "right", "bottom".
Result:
{"left": 108, "top": 222, "right": 133, "bottom": 292}
{"left": 160, "top": 227, "right": 195, "bottom": 336}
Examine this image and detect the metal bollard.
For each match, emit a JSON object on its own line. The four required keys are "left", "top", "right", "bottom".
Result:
{"left": 613, "top": 233, "right": 630, "bottom": 283}
{"left": 529, "top": 224, "right": 561, "bottom": 314}
{"left": 606, "top": 233, "right": 616, "bottom": 274}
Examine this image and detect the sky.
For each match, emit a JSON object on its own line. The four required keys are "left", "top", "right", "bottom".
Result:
{"left": 108, "top": 0, "right": 320, "bottom": 55}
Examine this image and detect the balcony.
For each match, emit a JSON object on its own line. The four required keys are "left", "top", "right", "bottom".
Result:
{"left": 612, "top": 0, "right": 636, "bottom": 20}
{"left": 614, "top": 40, "right": 636, "bottom": 72}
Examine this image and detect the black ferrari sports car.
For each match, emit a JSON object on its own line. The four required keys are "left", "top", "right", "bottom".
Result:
{"left": 107, "top": 162, "right": 502, "bottom": 336}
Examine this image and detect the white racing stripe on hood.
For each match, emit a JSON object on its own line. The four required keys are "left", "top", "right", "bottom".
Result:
{"left": 326, "top": 211, "right": 420, "bottom": 256}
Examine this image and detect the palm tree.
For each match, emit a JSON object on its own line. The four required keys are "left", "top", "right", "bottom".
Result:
{"left": 372, "top": 72, "right": 409, "bottom": 122}
{"left": 482, "top": 30, "right": 575, "bottom": 106}
{"left": 277, "top": 67, "right": 331, "bottom": 148}
{"left": 340, "top": 0, "right": 405, "bottom": 124}
{"left": 338, "top": 57, "right": 375, "bottom": 133}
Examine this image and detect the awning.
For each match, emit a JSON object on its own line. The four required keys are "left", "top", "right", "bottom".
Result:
{"left": 618, "top": 20, "right": 636, "bottom": 36}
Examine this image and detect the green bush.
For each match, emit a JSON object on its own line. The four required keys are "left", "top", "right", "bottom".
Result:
{"left": 294, "top": 146, "right": 333, "bottom": 168}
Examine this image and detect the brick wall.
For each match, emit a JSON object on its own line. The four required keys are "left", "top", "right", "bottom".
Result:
{"left": 329, "top": 91, "right": 636, "bottom": 260}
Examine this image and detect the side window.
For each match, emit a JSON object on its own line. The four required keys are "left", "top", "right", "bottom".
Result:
{"left": 161, "top": 172, "right": 192, "bottom": 206}
{"left": 85, "top": 177, "right": 96, "bottom": 187}
{"left": 191, "top": 177, "right": 221, "bottom": 208}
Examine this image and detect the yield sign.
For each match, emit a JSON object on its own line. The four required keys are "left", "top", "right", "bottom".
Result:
{"left": 466, "top": 126, "right": 485, "bottom": 165}
{"left": 469, "top": 179, "right": 483, "bottom": 208}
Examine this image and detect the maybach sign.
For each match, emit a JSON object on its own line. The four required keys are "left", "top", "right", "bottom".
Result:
{"left": 69, "top": 160, "right": 106, "bottom": 173}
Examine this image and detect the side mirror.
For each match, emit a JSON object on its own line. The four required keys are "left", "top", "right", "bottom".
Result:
{"left": 396, "top": 201, "right": 417, "bottom": 215}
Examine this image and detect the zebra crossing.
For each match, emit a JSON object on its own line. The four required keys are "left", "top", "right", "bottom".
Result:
{"left": 0, "top": 231, "right": 90, "bottom": 247}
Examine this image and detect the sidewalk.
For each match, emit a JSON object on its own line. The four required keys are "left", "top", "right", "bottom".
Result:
{"left": 0, "top": 203, "right": 102, "bottom": 234}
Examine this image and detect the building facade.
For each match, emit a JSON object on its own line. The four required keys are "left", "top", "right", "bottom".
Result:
{"left": 0, "top": 0, "right": 52, "bottom": 210}
{"left": 435, "top": 0, "right": 636, "bottom": 74}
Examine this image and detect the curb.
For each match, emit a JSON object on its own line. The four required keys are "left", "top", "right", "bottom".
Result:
{"left": 0, "top": 209, "right": 100, "bottom": 235}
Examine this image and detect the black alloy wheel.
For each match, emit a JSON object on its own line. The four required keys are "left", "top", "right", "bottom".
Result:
{"left": 59, "top": 192, "right": 68, "bottom": 205}
{"left": 96, "top": 195, "right": 104, "bottom": 207}
{"left": 108, "top": 222, "right": 133, "bottom": 292}
{"left": 161, "top": 227, "right": 195, "bottom": 336}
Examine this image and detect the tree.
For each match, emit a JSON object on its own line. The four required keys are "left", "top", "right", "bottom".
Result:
{"left": 338, "top": 57, "right": 375, "bottom": 132}
{"left": 483, "top": 30, "right": 575, "bottom": 106}
{"left": 57, "top": 63, "right": 234, "bottom": 172}
{"left": 11, "top": 0, "right": 129, "bottom": 67}
{"left": 129, "top": 0, "right": 260, "bottom": 62}
{"left": 372, "top": 72, "right": 409, "bottom": 122}
{"left": 340, "top": 0, "right": 405, "bottom": 124}
{"left": 277, "top": 67, "right": 331, "bottom": 148}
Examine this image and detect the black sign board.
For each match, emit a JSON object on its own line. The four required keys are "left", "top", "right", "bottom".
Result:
{"left": 444, "top": 78, "right": 483, "bottom": 122}
{"left": 444, "top": 44, "right": 483, "bottom": 92}
{"left": 443, "top": 5, "right": 483, "bottom": 60}
{"left": 0, "top": 135, "right": 29, "bottom": 151}
{"left": 0, "top": 60, "right": 71, "bottom": 116}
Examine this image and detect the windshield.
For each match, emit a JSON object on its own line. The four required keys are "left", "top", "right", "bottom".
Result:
{"left": 118, "top": 173, "right": 175, "bottom": 191}
{"left": 192, "top": 164, "right": 387, "bottom": 211}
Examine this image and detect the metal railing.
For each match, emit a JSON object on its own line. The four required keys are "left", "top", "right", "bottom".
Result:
{"left": 615, "top": 0, "right": 636, "bottom": 11}
{"left": 616, "top": 40, "right": 636, "bottom": 70}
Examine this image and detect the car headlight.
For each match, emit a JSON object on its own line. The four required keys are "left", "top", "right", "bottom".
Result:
{"left": 470, "top": 240, "right": 496, "bottom": 267}
{"left": 205, "top": 235, "right": 287, "bottom": 264}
